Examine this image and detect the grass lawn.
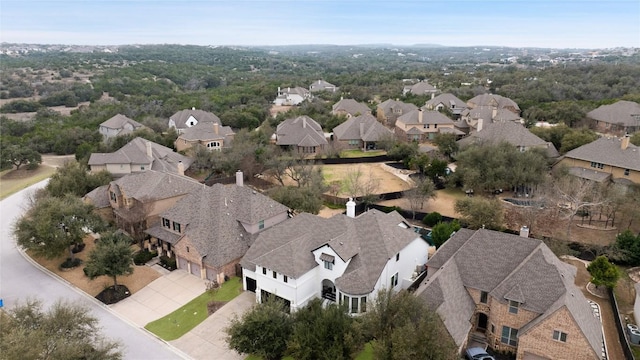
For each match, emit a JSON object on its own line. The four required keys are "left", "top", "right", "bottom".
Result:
{"left": 632, "top": 345, "right": 640, "bottom": 359}
{"left": 145, "top": 277, "right": 242, "bottom": 340}
{"left": 340, "top": 149, "right": 386, "bottom": 158}
{"left": 437, "top": 187, "right": 467, "bottom": 200}
{"left": 0, "top": 165, "right": 56, "bottom": 200}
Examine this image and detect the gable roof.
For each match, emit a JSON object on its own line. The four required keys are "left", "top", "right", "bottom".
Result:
{"left": 416, "top": 229, "right": 603, "bottom": 356}
{"left": 154, "top": 183, "right": 289, "bottom": 268}
{"left": 170, "top": 109, "right": 221, "bottom": 129}
{"left": 425, "top": 93, "right": 467, "bottom": 110}
{"left": 242, "top": 210, "right": 420, "bottom": 295}
{"left": 587, "top": 100, "right": 640, "bottom": 126}
{"left": 563, "top": 136, "right": 640, "bottom": 171}
{"left": 88, "top": 137, "right": 193, "bottom": 175}
{"left": 467, "top": 94, "right": 520, "bottom": 112}
{"left": 377, "top": 99, "right": 418, "bottom": 115}
{"left": 83, "top": 185, "right": 111, "bottom": 209}
{"left": 405, "top": 81, "right": 437, "bottom": 94}
{"left": 177, "top": 120, "right": 235, "bottom": 144}
{"left": 110, "top": 170, "right": 202, "bottom": 202}
{"left": 457, "top": 121, "right": 559, "bottom": 157}
{"left": 276, "top": 115, "right": 328, "bottom": 147}
{"left": 280, "top": 86, "right": 310, "bottom": 96}
{"left": 100, "top": 114, "right": 143, "bottom": 130}
{"left": 309, "top": 79, "right": 337, "bottom": 92}
{"left": 397, "top": 109, "right": 455, "bottom": 126}
{"left": 333, "top": 114, "right": 393, "bottom": 142}
{"left": 332, "top": 98, "right": 371, "bottom": 116}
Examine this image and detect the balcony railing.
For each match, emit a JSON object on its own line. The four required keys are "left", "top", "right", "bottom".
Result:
{"left": 322, "top": 289, "right": 336, "bottom": 302}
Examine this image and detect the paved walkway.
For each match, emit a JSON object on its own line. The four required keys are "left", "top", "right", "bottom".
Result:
{"left": 110, "top": 269, "right": 207, "bottom": 327}
{"left": 171, "top": 292, "right": 255, "bottom": 360}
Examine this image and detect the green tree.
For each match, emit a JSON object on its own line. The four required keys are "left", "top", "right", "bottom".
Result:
{"left": 225, "top": 299, "right": 294, "bottom": 360}
{"left": 362, "top": 290, "right": 458, "bottom": 360}
{"left": 454, "top": 197, "right": 504, "bottom": 230}
{"left": 288, "top": 298, "right": 360, "bottom": 360}
{"left": 46, "top": 161, "right": 112, "bottom": 197}
{"left": 630, "top": 132, "right": 640, "bottom": 146}
{"left": 0, "top": 298, "right": 122, "bottom": 360}
{"left": 587, "top": 256, "right": 620, "bottom": 289}
{"left": 614, "top": 230, "right": 640, "bottom": 266}
{"left": 269, "top": 186, "right": 323, "bottom": 214}
{"left": 84, "top": 232, "right": 135, "bottom": 288}
{"left": 559, "top": 128, "right": 598, "bottom": 154}
{"left": 431, "top": 220, "right": 461, "bottom": 248}
{"left": 14, "top": 194, "right": 104, "bottom": 263}
{"left": 432, "top": 133, "right": 458, "bottom": 159}
{"left": 1, "top": 144, "right": 41, "bottom": 170}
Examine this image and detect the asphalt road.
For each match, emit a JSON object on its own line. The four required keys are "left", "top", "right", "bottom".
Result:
{"left": 0, "top": 180, "right": 187, "bottom": 360}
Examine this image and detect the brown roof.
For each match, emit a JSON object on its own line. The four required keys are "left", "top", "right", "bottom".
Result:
{"left": 587, "top": 100, "right": 640, "bottom": 127}
{"left": 110, "top": 170, "right": 202, "bottom": 202}
{"left": 83, "top": 185, "right": 111, "bottom": 209}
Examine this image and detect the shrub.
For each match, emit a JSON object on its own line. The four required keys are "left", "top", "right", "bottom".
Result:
{"left": 160, "top": 255, "right": 177, "bottom": 270}
{"left": 71, "top": 242, "right": 86, "bottom": 254}
{"left": 422, "top": 212, "right": 442, "bottom": 227}
{"left": 60, "top": 257, "right": 82, "bottom": 269}
{"left": 133, "top": 249, "right": 158, "bottom": 265}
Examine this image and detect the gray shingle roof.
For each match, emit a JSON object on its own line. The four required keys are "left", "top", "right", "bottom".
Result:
{"left": 111, "top": 170, "right": 202, "bottom": 202}
{"left": 332, "top": 114, "right": 393, "bottom": 142}
{"left": 170, "top": 109, "right": 221, "bottom": 129}
{"left": 567, "top": 166, "right": 612, "bottom": 182}
{"left": 332, "top": 99, "right": 371, "bottom": 116}
{"left": 100, "top": 114, "right": 143, "bottom": 130}
{"left": 377, "top": 99, "right": 418, "bottom": 116}
{"left": 158, "top": 183, "right": 288, "bottom": 268}
{"left": 309, "top": 79, "right": 337, "bottom": 92}
{"left": 83, "top": 185, "right": 110, "bottom": 209}
{"left": 177, "top": 120, "right": 234, "bottom": 144}
{"left": 425, "top": 93, "right": 467, "bottom": 111}
{"left": 276, "top": 115, "right": 328, "bottom": 147}
{"left": 242, "top": 210, "right": 420, "bottom": 295}
{"left": 587, "top": 100, "right": 640, "bottom": 127}
{"left": 88, "top": 137, "right": 193, "bottom": 175}
{"left": 397, "top": 109, "right": 455, "bottom": 126}
{"left": 467, "top": 94, "right": 520, "bottom": 111}
{"left": 405, "top": 81, "right": 437, "bottom": 94}
{"left": 457, "top": 121, "right": 560, "bottom": 157}
{"left": 564, "top": 136, "right": 640, "bottom": 171}
{"left": 416, "top": 229, "right": 603, "bottom": 356}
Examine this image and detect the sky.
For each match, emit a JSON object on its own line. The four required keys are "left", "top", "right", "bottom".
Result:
{"left": 1, "top": 0, "right": 639, "bottom": 49}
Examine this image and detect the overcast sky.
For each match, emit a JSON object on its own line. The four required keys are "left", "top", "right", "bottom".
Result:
{"left": 1, "top": 0, "right": 639, "bottom": 49}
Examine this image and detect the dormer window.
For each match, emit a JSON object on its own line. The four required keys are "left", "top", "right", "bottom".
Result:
{"left": 320, "top": 253, "right": 334, "bottom": 270}
{"left": 508, "top": 300, "right": 519, "bottom": 314}
{"left": 173, "top": 222, "right": 181, "bottom": 233}
{"left": 258, "top": 220, "right": 265, "bottom": 230}
{"left": 162, "top": 218, "right": 171, "bottom": 229}
{"left": 110, "top": 191, "right": 117, "bottom": 202}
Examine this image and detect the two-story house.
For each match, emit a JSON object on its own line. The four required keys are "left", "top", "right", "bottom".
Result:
{"left": 395, "top": 108, "right": 460, "bottom": 142}
{"left": 332, "top": 113, "right": 393, "bottom": 150}
{"left": 424, "top": 93, "right": 467, "bottom": 119}
{"left": 458, "top": 94, "right": 523, "bottom": 134}
{"left": 273, "top": 86, "right": 312, "bottom": 106}
{"left": 275, "top": 115, "right": 328, "bottom": 154}
{"left": 98, "top": 114, "right": 145, "bottom": 140}
{"left": 309, "top": 79, "right": 338, "bottom": 93}
{"left": 145, "top": 171, "right": 290, "bottom": 284}
{"left": 415, "top": 229, "right": 604, "bottom": 360}
{"left": 174, "top": 121, "right": 235, "bottom": 153}
{"left": 587, "top": 100, "right": 640, "bottom": 135}
{"left": 376, "top": 99, "right": 418, "bottom": 126}
{"left": 169, "top": 108, "right": 222, "bottom": 134}
{"left": 403, "top": 80, "right": 438, "bottom": 96}
{"left": 240, "top": 200, "right": 429, "bottom": 313}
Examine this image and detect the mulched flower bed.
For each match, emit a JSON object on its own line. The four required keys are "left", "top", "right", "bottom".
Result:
{"left": 95, "top": 285, "right": 131, "bottom": 305}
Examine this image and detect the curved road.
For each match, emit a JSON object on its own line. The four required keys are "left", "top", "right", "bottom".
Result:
{"left": 0, "top": 180, "right": 186, "bottom": 360}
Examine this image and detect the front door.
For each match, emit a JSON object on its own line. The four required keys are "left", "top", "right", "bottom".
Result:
{"left": 477, "top": 313, "right": 488, "bottom": 332}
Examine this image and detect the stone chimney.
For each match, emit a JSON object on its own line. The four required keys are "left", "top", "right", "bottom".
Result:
{"left": 621, "top": 135, "right": 630, "bottom": 150}
{"left": 346, "top": 198, "right": 356, "bottom": 218}
{"left": 236, "top": 170, "right": 243, "bottom": 187}
{"left": 477, "top": 118, "right": 484, "bottom": 132}
{"left": 418, "top": 108, "right": 423, "bottom": 123}
{"left": 146, "top": 140, "right": 152, "bottom": 158}
{"left": 213, "top": 122, "right": 219, "bottom": 135}
{"left": 519, "top": 225, "right": 530, "bottom": 238}
{"left": 177, "top": 161, "right": 184, "bottom": 176}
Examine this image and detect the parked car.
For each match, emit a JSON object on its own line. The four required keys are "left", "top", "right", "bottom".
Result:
{"left": 465, "top": 347, "right": 495, "bottom": 360}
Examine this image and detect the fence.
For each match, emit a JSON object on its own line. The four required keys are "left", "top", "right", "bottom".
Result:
{"left": 608, "top": 288, "right": 635, "bottom": 360}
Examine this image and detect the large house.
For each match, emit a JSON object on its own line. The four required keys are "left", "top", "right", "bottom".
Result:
{"left": 458, "top": 94, "right": 522, "bottom": 134}
{"left": 403, "top": 80, "right": 438, "bottom": 96}
{"left": 309, "top": 79, "right": 338, "bottom": 93}
{"left": 174, "top": 120, "right": 235, "bottom": 153}
{"left": 169, "top": 108, "right": 222, "bottom": 134}
{"left": 587, "top": 100, "right": 640, "bottom": 135}
{"left": 98, "top": 114, "right": 145, "bottom": 140}
{"left": 241, "top": 202, "right": 430, "bottom": 313}
{"left": 332, "top": 113, "right": 393, "bottom": 150}
{"left": 424, "top": 93, "right": 467, "bottom": 119}
{"left": 415, "top": 228, "right": 604, "bottom": 360}
{"left": 376, "top": 99, "right": 418, "bottom": 126}
{"left": 331, "top": 98, "right": 371, "bottom": 118}
{"left": 145, "top": 172, "right": 290, "bottom": 284}
{"left": 554, "top": 136, "right": 640, "bottom": 185}
{"left": 273, "top": 86, "right": 312, "bottom": 106}
{"left": 395, "top": 108, "right": 460, "bottom": 142}
{"left": 275, "top": 115, "right": 328, "bottom": 154}
{"left": 88, "top": 137, "right": 193, "bottom": 176}
{"left": 457, "top": 121, "right": 560, "bottom": 158}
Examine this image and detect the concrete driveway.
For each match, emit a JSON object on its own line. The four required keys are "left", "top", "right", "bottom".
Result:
{"left": 171, "top": 291, "right": 255, "bottom": 360}
{"left": 110, "top": 269, "right": 207, "bottom": 327}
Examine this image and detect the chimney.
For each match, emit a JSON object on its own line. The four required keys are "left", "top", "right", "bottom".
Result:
{"left": 287, "top": 87, "right": 291, "bottom": 92}
{"left": 431, "top": 93, "right": 435, "bottom": 100}
{"left": 318, "top": 80, "right": 321, "bottom": 84}
{"left": 177, "top": 161, "right": 184, "bottom": 176}
{"left": 278, "top": 86, "right": 281, "bottom": 93}
{"left": 236, "top": 170, "right": 243, "bottom": 187}
{"left": 492, "top": 108, "right": 497, "bottom": 119}
{"left": 519, "top": 226, "right": 530, "bottom": 238}
{"left": 192, "top": 106, "right": 195, "bottom": 110}
{"left": 477, "top": 118, "right": 484, "bottom": 132}
{"left": 418, "top": 108, "right": 423, "bottom": 123}
{"left": 302, "top": 118, "right": 306, "bottom": 128}
{"left": 621, "top": 135, "right": 630, "bottom": 150}
{"left": 346, "top": 198, "right": 356, "bottom": 218}
{"left": 146, "top": 140, "right": 152, "bottom": 158}
{"left": 213, "top": 122, "right": 219, "bottom": 135}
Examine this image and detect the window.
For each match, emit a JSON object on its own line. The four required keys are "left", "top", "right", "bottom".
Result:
{"left": 553, "top": 330, "right": 568, "bottom": 342}
{"left": 360, "top": 297, "right": 367, "bottom": 313}
{"left": 110, "top": 191, "right": 117, "bottom": 202}
{"left": 590, "top": 161, "right": 605, "bottom": 169}
{"left": 501, "top": 326, "right": 518, "bottom": 346}
{"left": 141, "top": 166, "right": 145, "bottom": 170}
{"left": 424, "top": 124, "right": 430, "bottom": 129}
{"left": 434, "top": 124, "right": 438, "bottom": 129}
{"left": 491, "top": 324, "right": 495, "bottom": 334}
{"left": 349, "top": 140, "right": 359, "bottom": 146}
{"left": 350, "top": 297, "right": 358, "bottom": 314}
{"left": 509, "top": 300, "right": 519, "bottom": 314}
{"left": 390, "top": 273, "right": 399, "bottom": 287}
{"left": 480, "top": 291, "right": 488, "bottom": 304}
{"left": 324, "top": 260, "right": 333, "bottom": 270}
{"left": 272, "top": 271, "right": 277, "bottom": 279}
{"left": 262, "top": 267, "right": 267, "bottom": 275}
{"left": 258, "top": 220, "right": 265, "bottom": 230}
{"left": 186, "top": 246, "right": 189, "bottom": 253}
{"left": 173, "top": 222, "right": 181, "bottom": 233}
{"left": 162, "top": 218, "right": 171, "bottom": 228}
{"left": 624, "top": 169, "right": 630, "bottom": 176}
{"left": 206, "top": 141, "right": 221, "bottom": 150}
{"left": 396, "top": 253, "right": 400, "bottom": 261}
{"left": 283, "top": 275, "right": 288, "bottom": 283}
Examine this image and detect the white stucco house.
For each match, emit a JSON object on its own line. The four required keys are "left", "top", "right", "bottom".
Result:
{"left": 240, "top": 200, "right": 429, "bottom": 313}
{"left": 273, "top": 86, "right": 312, "bottom": 106}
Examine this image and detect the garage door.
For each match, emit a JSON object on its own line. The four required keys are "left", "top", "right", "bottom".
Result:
{"left": 190, "top": 262, "right": 201, "bottom": 277}
{"left": 245, "top": 277, "right": 256, "bottom": 292}
{"left": 177, "top": 257, "right": 188, "bottom": 271}
{"left": 206, "top": 268, "right": 216, "bottom": 282}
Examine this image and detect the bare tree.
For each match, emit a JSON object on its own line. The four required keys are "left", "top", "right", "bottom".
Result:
{"left": 405, "top": 177, "right": 436, "bottom": 220}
